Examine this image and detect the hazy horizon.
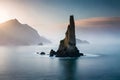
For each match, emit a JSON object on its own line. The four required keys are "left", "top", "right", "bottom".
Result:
{"left": 0, "top": 1, "right": 120, "bottom": 80}
{"left": 0, "top": 0, "right": 120, "bottom": 44}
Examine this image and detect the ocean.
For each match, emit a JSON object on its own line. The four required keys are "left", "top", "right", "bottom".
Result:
{"left": 0, "top": 43, "right": 120, "bottom": 80}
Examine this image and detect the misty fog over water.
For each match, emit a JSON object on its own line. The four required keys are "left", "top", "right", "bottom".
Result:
{"left": 0, "top": 43, "right": 120, "bottom": 80}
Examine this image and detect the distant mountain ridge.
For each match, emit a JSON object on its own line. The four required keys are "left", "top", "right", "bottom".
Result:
{"left": 76, "top": 38, "right": 89, "bottom": 44}
{"left": 0, "top": 19, "right": 51, "bottom": 45}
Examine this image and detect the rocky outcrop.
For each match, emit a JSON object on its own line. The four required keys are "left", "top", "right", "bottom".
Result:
{"left": 50, "top": 49, "right": 56, "bottom": 57}
{"left": 50, "top": 15, "right": 83, "bottom": 57}
{"left": 40, "top": 52, "right": 46, "bottom": 55}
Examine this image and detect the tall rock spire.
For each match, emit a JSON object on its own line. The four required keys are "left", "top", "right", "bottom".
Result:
{"left": 50, "top": 15, "right": 83, "bottom": 57}
{"left": 69, "top": 15, "right": 76, "bottom": 46}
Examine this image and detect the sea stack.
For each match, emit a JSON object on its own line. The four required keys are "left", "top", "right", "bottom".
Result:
{"left": 50, "top": 15, "right": 83, "bottom": 57}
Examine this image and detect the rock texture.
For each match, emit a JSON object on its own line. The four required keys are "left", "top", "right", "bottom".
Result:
{"left": 50, "top": 49, "right": 56, "bottom": 57}
{"left": 54, "top": 15, "right": 83, "bottom": 57}
{"left": 40, "top": 52, "right": 46, "bottom": 55}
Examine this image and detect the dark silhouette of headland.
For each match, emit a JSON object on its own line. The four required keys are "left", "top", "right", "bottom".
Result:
{"left": 50, "top": 15, "right": 84, "bottom": 57}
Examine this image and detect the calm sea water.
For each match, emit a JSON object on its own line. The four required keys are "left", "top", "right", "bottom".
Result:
{"left": 0, "top": 44, "right": 120, "bottom": 80}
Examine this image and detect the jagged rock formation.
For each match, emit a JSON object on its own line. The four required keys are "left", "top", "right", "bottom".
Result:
{"left": 50, "top": 15, "right": 83, "bottom": 57}
{"left": 50, "top": 49, "right": 56, "bottom": 57}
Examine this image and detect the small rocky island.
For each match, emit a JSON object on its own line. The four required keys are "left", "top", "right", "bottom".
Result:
{"left": 50, "top": 15, "right": 84, "bottom": 57}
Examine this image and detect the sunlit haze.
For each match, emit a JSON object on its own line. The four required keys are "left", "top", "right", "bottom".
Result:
{"left": 0, "top": 0, "right": 120, "bottom": 44}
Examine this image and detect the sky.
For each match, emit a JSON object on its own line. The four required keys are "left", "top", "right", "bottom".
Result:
{"left": 0, "top": 0, "right": 120, "bottom": 43}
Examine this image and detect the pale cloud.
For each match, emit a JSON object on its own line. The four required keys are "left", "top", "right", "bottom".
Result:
{"left": 75, "top": 17, "right": 120, "bottom": 27}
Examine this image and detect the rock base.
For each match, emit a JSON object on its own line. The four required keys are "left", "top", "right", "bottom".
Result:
{"left": 56, "top": 47, "right": 83, "bottom": 57}
{"left": 49, "top": 47, "right": 83, "bottom": 57}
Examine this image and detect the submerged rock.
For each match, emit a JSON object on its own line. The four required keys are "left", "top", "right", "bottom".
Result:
{"left": 50, "top": 15, "right": 84, "bottom": 57}
{"left": 40, "top": 52, "right": 45, "bottom": 55}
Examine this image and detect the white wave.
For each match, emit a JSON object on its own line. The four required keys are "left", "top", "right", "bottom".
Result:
{"left": 84, "top": 54, "right": 100, "bottom": 57}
